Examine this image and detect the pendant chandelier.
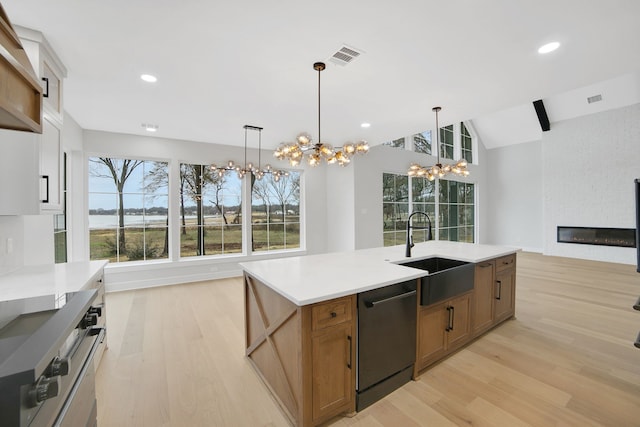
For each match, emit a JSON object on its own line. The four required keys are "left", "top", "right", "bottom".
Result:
{"left": 211, "top": 125, "right": 289, "bottom": 181}
{"left": 273, "top": 62, "right": 369, "bottom": 167}
{"left": 407, "top": 106, "right": 469, "bottom": 181}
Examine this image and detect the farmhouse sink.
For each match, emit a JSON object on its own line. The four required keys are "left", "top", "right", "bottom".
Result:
{"left": 398, "top": 257, "right": 475, "bottom": 306}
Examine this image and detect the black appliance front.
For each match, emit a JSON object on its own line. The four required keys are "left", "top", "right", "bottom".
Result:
{"left": 357, "top": 279, "right": 417, "bottom": 411}
{"left": 635, "top": 179, "right": 640, "bottom": 273}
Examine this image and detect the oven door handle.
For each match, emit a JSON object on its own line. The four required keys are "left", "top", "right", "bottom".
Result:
{"left": 53, "top": 327, "right": 105, "bottom": 427}
{"left": 364, "top": 290, "right": 416, "bottom": 308}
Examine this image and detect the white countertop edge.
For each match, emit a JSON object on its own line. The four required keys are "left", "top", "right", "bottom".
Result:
{"left": 243, "top": 268, "right": 426, "bottom": 306}
{"left": 0, "top": 260, "right": 109, "bottom": 302}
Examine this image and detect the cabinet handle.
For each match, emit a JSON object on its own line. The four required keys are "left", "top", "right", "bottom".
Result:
{"left": 364, "top": 289, "right": 416, "bottom": 308}
{"left": 41, "top": 175, "right": 50, "bottom": 203}
{"left": 479, "top": 262, "right": 492, "bottom": 268}
{"left": 446, "top": 306, "right": 454, "bottom": 331}
{"left": 330, "top": 311, "right": 337, "bottom": 318}
{"left": 496, "top": 280, "right": 502, "bottom": 300}
{"left": 347, "top": 335, "right": 352, "bottom": 369}
{"left": 42, "top": 77, "right": 49, "bottom": 98}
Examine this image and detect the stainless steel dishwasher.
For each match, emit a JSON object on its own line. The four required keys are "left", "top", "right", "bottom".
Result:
{"left": 357, "top": 279, "right": 417, "bottom": 410}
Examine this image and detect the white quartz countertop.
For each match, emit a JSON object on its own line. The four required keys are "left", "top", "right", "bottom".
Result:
{"left": 240, "top": 241, "right": 519, "bottom": 306}
{"left": 0, "top": 260, "right": 108, "bottom": 303}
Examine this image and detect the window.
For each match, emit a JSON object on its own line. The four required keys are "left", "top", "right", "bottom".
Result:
{"left": 382, "top": 173, "right": 409, "bottom": 246}
{"left": 382, "top": 137, "right": 406, "bottom": 149}
{"left": 89, "top": 158, "right": 169, "bottom": 262}
{"left": 383, "top": 174, "right": 474, "bottom": 246}
{"left": 410, "top": 177, "right": 435, "bottom": 243}
{"left": 439, "top": 125, "right": 454, "bottom": 160}
{"left": 54, "top": 153, "right": 67, "bottom": 263}
{"left": 180, "top": 163, "right": 243, "bottom": 257}
{"left": 438, "top": 179, "right": 474, "bottom": 243}
{"left": 251, "top": 172, "right": 301, "bottom": 252}
{"left": 461, "top": 122, "right": 473, "bottom": 163}
{"left": 413, "top": 131, "right": 432, "bottom": 155}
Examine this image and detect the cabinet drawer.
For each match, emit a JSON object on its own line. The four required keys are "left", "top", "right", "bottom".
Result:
{"left": 312, "top": 297, "right": 352, "bottom": 331}
{"left": 495, "top": 254, "right": 516, "bottom": 272}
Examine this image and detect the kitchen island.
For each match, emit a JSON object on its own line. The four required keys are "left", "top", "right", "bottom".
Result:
{"left": 240, "top": 241, "right": 518, "bottom": 427}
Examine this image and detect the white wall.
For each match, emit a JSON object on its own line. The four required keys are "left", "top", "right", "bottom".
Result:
{"left": 542, "top": 103, "right": 639, "bottom": 264}
{"left": 483, "top": 103, "right": 639, "bottom": 265}
{"left": 484, "top": 141, "right": 543, "bottom": 252}
{"left": 81, "top": 130, "right": 329, "bottom": 291}
{"left": 0, "top": 217, "right": 25, "bottom": 274}
{"left": 325, "top": 165, "right": 355, "bottom": 252}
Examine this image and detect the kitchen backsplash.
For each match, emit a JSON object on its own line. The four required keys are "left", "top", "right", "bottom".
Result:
{"left": 0, "top": 216, "right": 25, "bottom": 275}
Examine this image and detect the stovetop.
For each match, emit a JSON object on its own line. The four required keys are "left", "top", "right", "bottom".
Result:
{"left": 0, "top": 290, "right": 95, "bottom": 381}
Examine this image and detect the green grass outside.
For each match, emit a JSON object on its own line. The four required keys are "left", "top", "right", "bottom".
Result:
{"left": 90, "top": 214, "right": 301, "bottom": 262}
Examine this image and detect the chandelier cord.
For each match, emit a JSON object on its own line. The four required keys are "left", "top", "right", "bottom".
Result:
{"left": 244, "top": 126, "right": 248, "bottom": 169}
{"left": 317, "top": 64, "right": 321, "bottom": 150}
{"left": 434, "top": 107, "right": 440, "bottom": 165}
{"left": 258, "top": 127, "right": 262, "bottom": 168}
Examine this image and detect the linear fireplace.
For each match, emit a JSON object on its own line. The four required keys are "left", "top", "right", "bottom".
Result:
{"left": 557, "top": 226, "right": 636, "bottom": 248}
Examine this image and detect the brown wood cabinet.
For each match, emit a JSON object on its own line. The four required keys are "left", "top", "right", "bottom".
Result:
{"left": 311, "top": 322, "right": 353, "bottom": 421}
{"left": 472, "top": 261, "right": 496, "bottom": 336}
{"left": 494, "top": 254, "right": 517, "bottom": 323}
{"left": 0, "top": 4, "right": 42, "bottom": 133}
{"left": 244, "top": 273, "right": 355, "bottom": 427}
{"left": 416, "top": 291, "right": 471, "bottom": 372}
{"left": 472, "top": 254, "right": 517, "bottom": 336}
{"left": 417, "top": 253, "right": 517, "bottom": 376}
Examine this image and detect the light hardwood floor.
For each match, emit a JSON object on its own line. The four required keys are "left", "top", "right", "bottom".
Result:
{"left": 96, "top": 252, "right": 640, "bottom": 426}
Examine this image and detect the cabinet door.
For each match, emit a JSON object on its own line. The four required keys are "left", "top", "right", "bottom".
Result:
{"left": 40, "top": 117, "right": 62, "bottom": 211}
{"left": 311, "top": 323, "right": 353, "bottom": 422}
{"left": 446, "top": 293, "right": 472, "bottom": 351}
{"left": 494, "top": 268, "right": 516, "bottom": 323}
{"left": 417, "top": 302, "right": 447, "bottom": 370}
{"left": 42, "top": 61, "right": 61, "bottom": 117}
{"left": 0, "top": 128, "right": 39, "bottom": 214}
{"left": 472, "top": 261, "right": 495, "bottom": 336}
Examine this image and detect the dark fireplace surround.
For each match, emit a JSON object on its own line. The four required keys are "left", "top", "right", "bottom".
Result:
{"left": 557, "top": 226, "right": 636, "bottom": 248}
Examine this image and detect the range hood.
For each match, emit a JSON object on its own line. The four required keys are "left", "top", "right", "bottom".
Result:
{"left": 0, "top": 3, "right": 42, "bottom": 133}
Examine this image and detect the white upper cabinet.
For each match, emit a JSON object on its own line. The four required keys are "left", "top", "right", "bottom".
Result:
{"left": 0, "top": 128, "right": 40, "bottom": 215}
{"left": 16, "top": 26, "right": 67, "bottom": 213}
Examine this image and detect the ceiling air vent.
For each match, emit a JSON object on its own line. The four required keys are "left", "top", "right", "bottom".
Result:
{"left": 330, "top": 45, "right": 364, "bottom": 66}
{"left": 587, "top": 94, "right": 603, "bottom": 104}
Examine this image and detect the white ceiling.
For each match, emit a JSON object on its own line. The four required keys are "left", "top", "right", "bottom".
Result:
{"left": 3, "top": 0, "right": 640, "bottom": 150}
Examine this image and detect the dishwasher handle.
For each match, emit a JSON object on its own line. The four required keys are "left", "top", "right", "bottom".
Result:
{"left": 364, "top": 290, "right": 416, "bottom": 308}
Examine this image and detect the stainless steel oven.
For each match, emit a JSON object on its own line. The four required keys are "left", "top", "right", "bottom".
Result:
{"left": 0, "top": 289, "right": 105, "bottom": 427}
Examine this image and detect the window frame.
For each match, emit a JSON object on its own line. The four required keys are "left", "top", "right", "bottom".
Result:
{"left": 88, "top": 157, "right": 170, "bottom": 263}
{"left": 383, "top": 173, "right": 476, "bottom": 246}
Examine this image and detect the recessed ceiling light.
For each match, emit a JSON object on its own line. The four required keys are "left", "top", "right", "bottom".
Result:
{"left": 538, "top": 42, "right": 560, "bottom": 54}
{"left": 142, "top": 123, "right": 158, "bottom": 132}
{"left": 140, "top": 74, "right": 158, "bottom": 83}
{"left": 361, "top": 123, "right": 371, "bottom": 128}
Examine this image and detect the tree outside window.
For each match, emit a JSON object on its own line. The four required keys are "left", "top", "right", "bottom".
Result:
{"left": 383, "top": 173, "right": 409, "bottom": 246}
{"left": 89, "top": 158, "right": 168, "bottom": 262}
{"left": 413, "top": 131, "right": 432, "bottom": 155}
{"left": 438, "top": 179, "right": 474, "bottom": 243}
{"left": 251, "top": 172, "right": 300, "bottom": 251}
{"left": 54, "top": 153, "right": 67, "bottom": 263}
{"left": 439, "top": 125, "right": 454, "bottom": 160}
{"left": 383, "top": 173, "right": 474, "bottom": 246}
{"left": 461, "top": 122, "right": 473, "bottom": 164}
{"left": 180, "top": 163, "right": 242, "bottom": 257}
{"left": 382, "top": 137, "right": 406, "bottom": 149}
